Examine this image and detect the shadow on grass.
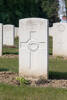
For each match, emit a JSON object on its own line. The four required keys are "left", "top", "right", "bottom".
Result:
{"left": 49, "top": 71, "right": 67, "bottom": 79}
{"left": 3, "top": 52, "right": 18, "bottom": 55}
{"left": 0, "top": 68, "right": 9, "bottom": 72}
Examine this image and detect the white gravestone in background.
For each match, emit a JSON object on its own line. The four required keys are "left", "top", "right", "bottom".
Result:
{"left": 3, "top": 25, "right": 15, "bottom": 46}
{"left": 0, "top": 24, "right": 3, "bottom": 56}
{"left": 49, "top": 27, "right": 53, "bottom": 37}
{"left": 53, "top": 23, "right": 67, "bottom": 56}
{"left": 19, "top": 18, "right": 48, "bottom": 80}
{"left": 15, "top": 27, "right": 19, "bottom": 37}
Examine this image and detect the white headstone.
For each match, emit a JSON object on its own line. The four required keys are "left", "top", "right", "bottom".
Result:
{"left": 19, "top": 18, "right": 48, "bottom": 80}
{"left": 3, "top": 25, "right": 15, "bottom": 46}
{"left": 15, "top": 27, "right": 19, "bottom": 37}
{"left": 0, "top": 24, "right": 3, "bottom": 56}
{"left": 49, "top": 27, "right": 53, "bottom": 37}
{"left": 53, "top": 23, "right": 67, "bottom": 56}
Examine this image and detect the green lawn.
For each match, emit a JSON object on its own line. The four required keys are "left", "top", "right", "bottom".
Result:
{"left": 0, "top": 58, "right": 18, "bottom": 73}
{"left": 49, "top": 57, "right": 67, "bottom": 79}
{"left": 0, "top": 37, "right": 67, "bottom": 100}
{"left": 49, "top": 36, "right": 53, "bottom": 55}
{"left": 0, "top": 83, "right": 67, "bottom": 100}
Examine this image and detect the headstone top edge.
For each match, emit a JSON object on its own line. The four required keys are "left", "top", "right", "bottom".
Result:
{"left": 3, "top": 24, "right": 14, "bottom": 27}
{"left": 19, "top": 18, "right": 48, "bottom": 23}
{"left": 53, "top": 23, "right": 67, "bottom": 26}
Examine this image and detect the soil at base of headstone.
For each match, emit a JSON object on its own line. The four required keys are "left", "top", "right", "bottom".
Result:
{"left": 0, "top": 71, "right": 19, "bottom": 85}
{"left": 0, "top": 54, "right": 18, "bottom": 58}
{"left": 33, "top": 79, "right": 67, "bottom": 88}
{"left": 0, "top": 71, "right": 67, "bottom": 88}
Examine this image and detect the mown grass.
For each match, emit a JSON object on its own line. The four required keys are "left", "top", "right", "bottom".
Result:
{"left": 0, "top": 83, "right": 67, "bottom": 100}
{"left": 0, "top": 58, "right": 18, "bottom": 73}
{"left": 49, "top": 57, "right": 67, "bottom": 79}
{"left": 49, "top": 36, "right": 53, "bottom": 55}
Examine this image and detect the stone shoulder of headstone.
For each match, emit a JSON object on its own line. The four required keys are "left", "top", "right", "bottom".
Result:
{"left": 19, "top": 18, "right": 48, "bottom": 22}
{"left": 3, "top": 24, "right": 14, "bottom": 30}
{"left": 4, "top": 24, "right": 14, "bottom": 26}
{"left": 19, "top": 18, "right": 48, "bottom": 30}
{"left": 53, "top": 23, "right": 65, "bottom": 33}
{"left": 3, "top": 24, "right": 14, "bottom": 28}
{"left": 53, "top": 23, "right": 60, "bottom": 26}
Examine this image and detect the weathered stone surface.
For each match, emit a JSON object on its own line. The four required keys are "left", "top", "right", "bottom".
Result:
{"left": 3, "top": 25, "right": 15, "bottom": 46}
{"left": 0, "top": 23, "right": 3, "bottom": 56}
{"left": 19, "top": 18, "right": 49, "bottom": 80}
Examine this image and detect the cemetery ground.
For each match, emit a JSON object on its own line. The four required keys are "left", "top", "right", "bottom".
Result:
{"left": 0, "top": 37, "right": 67, "bottom": 99}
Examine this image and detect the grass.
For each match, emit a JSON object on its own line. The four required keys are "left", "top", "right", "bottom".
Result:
{"left": 0, "top": 58, "right": 18, "bottom": 73}
{"left": 49, "top": 57, "right": 67, "bottom": 79}
{"left": 0, "top": 83, "right": 67, "bottom": 100}
{"left": 49, "top": 36, "right": 53, "bottom": 55}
